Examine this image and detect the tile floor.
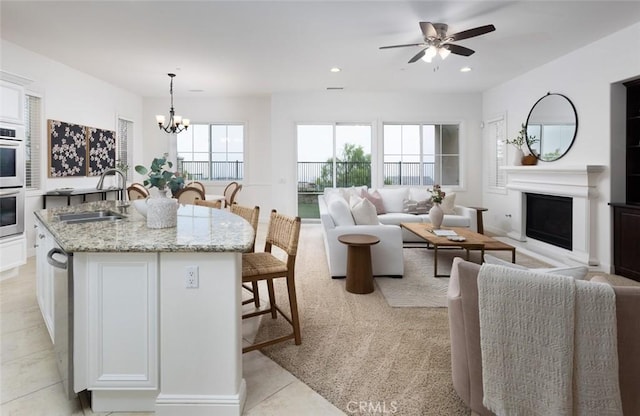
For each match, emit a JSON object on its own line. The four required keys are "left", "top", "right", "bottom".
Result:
{"left": 0, "top": 258, "right": 344, "bottom": 416}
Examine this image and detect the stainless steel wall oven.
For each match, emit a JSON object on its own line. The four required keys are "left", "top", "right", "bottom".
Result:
{"left": 0, "top": 122, "right": 25, "bottom": 238}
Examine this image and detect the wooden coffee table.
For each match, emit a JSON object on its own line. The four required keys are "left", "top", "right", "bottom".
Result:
{"left": 338, "top": 234, "right": 380, "bottom": 294}
{"left": 401, "top": 223, "right": 516, "bottom": 277}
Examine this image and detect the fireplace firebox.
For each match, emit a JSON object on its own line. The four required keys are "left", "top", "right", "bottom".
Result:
{"left": 526, "top": 193, "right": 573, "bottom": 250}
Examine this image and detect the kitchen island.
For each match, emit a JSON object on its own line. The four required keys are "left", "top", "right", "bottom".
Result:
{"left": 35, "top": 200, "right": 254, "bottom": 415}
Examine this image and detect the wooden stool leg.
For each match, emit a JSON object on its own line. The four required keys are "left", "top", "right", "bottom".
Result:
{"left": 266, "top": 279, "right": 277, "bottom": 319}
{"left": 287, "top": 274, "right": 302, "bottom": 345}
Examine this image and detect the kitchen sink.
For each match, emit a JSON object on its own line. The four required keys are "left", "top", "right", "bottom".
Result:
{"left": 57, "top": 210, "right": 124, "bottom": 224}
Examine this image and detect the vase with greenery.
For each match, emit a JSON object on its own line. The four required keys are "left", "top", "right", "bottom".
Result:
{"left": 134, "top": 154, "right": 185, "bottom": 197}
{"left": 429, "top": 184, "right": 445, "bottom": 229}
{"left": 505, "top": 123, "right": 539, "bottom": 165}
{"left": 134, "top": 154, "right": 184, "bottom": 228}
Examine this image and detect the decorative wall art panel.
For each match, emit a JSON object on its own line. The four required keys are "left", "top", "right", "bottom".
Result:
{"left": 48, "top": 119, "right": 87, "bottom": 177}
{"left": 87, "top": 127, "right": 116, "bottom": 176}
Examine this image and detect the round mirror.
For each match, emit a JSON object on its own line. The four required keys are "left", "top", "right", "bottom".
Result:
{"left": 525, "top": 92, "right": 578, "bottom": 162}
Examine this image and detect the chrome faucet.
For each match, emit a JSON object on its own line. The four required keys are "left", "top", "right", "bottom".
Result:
{"left": 96, "top": 168, "right": 126, "bottom": 203}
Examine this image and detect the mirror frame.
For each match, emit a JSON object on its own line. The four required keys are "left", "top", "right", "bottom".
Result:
{"left": 525, "top": 92, "right": 578, "bottom": 162}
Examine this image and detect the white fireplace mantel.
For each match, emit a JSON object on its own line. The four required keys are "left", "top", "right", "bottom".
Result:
{"left": 501, "top": 165, "right": 605, "bottom": 265}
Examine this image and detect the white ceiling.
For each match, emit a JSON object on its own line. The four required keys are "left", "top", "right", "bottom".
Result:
{"left": 2, "top": 1, "right": 640, "bottom": 98}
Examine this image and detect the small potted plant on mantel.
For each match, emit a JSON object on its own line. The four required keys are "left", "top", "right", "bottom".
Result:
{"left": 505, "top": 123, "right": 539, "bottom": 165}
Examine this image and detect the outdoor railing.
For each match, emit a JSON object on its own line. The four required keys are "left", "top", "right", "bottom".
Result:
{"left": 177, "top": 160, "right": 434, "bottom": 187}
{"left": 179, "top": 160, "right": 244, "bottom": 181}
{"left": 297, "top": 161, "right": 435, "bottom": 192}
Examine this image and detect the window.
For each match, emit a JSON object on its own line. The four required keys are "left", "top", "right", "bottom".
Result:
{"left": 296, "top": 123, "right": 372, "bottom": 218}
{"left": 117, "top": 117, "right": 133, "bottom": 180}
{"left": 486, "top": 115, "right": 506, "bottom": 191}
{"left": 24, "top": 94, "right": 42, "bottom": 190}
{"left": 383, "top": 123, "right": 460, "bottom": 187}
{"left": 177, "top": 123, "right": 244, "bottom": 181}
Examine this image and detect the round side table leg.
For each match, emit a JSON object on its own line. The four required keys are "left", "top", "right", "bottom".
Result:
{"left": 345, "top": 245, "right": 374, "bottom": 294}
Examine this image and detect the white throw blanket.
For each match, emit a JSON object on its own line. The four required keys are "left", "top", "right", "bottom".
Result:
{"left": 477, "top": 264, "right": 622, "bottom": 416}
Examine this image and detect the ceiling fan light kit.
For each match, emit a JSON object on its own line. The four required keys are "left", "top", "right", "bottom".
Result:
{"left": 380, "top": 21, "right": 495, "bottom": 65}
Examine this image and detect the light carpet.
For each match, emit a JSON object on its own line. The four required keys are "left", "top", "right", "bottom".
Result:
{"left": 253, "top": 224, "right": 636, "bottom": 416}
{"left": 376, "top": 247, "right": 551, "bottom": 308}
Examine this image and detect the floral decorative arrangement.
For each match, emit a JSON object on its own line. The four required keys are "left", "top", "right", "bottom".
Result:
{"left": 135, "top": 154, "right": 185, "bottom": 196}
{"left": 430, "top": 184, "right": 446, "bottom": 204}
{"left": 505, "top": 123, "right": 539, "bottom": 152}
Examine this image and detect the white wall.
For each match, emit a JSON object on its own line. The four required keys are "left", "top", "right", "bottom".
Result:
{"left": 141, "top": 96, "right": 272, "bottom": 212}
{"left": 481, "top": 22, "right": 640, "bottom": 271}
{"left": 270, "top": 91, "right": 484, "bottom": 216}
{"left": 1, "top": 40, "right": 144, "bottom": 255}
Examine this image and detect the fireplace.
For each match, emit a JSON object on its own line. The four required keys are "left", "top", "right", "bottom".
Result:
{"left": 503, "top": 165, "right": 604, "bottom": 265}
{"left": 526, "top": 193, "right": 572, "bottom": 250}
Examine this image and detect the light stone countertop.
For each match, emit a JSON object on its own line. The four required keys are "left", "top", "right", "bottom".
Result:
{"left": 34, "top": 200, "right": 255, "bottom": 253}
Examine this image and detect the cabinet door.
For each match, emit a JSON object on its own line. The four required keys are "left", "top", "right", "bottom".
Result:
{"left": 613, "top": 207, "right": 640, "bottom": 281}
{"left": 34, "top": 219, "right": 55, "bottom": 342}
{"left": 0, "top": 80, "right": 24, "bottom": 124}
{"left": 76, "top": 253, "right": 158, "bottom": 390}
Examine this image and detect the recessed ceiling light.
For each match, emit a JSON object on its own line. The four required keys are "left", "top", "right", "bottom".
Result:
{"left": 460, "top": 67, "right": 472, "bottom": 73}
{"left": 330, "top": 67, "right": 341, "bottom": 73}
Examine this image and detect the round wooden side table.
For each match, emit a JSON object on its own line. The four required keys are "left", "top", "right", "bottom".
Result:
{"left": 338, "top": 234, "right": 380, "bottom": 294}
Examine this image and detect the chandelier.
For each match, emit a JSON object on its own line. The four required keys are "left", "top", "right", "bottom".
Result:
{"left": 155, "top": 73, "right": 189, "bottom": 134}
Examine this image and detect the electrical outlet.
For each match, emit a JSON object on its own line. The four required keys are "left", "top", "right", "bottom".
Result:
{"left": 185, "top": 265, "right": 199, "bottom": 288}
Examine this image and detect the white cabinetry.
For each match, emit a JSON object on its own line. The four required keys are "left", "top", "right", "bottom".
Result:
{"left": 0, "top": 79, "right": 24, "bottom": 124}
{"left": 35, "top": 219, "right": 55, "bottom": 342}
{"left": 74, "top": 253, "right": 158, "bottom": 400}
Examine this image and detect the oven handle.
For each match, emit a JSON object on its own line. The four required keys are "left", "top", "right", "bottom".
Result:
{"left": 0, "top": 139, "right": 21, "bottom": 145}
{"left": 0, "top": 189, "right": 22, "bottom": 196}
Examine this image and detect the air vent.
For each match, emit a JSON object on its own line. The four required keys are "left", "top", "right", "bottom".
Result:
{"left": 326, "top": 87, "right": 344, "bottom": 90}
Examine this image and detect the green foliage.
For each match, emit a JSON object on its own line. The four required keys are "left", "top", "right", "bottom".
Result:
{"left": 135, "top": 154, "right": 185, "bottom": 196}
{"left": 318, "top": 143, "right": 371, "bottom": 188}
{"left": 505, "top": 123, "right": 538, "bottom": 150}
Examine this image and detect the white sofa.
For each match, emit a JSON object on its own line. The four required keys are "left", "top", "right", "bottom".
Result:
{"left": 318, "top": 187, "right": 479, "bottom": 278}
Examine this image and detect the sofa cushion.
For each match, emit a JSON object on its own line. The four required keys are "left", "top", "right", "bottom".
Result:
{"left": 483, "top": 254, "right": 589, "bottom": 280}
{"left": 349, "top": 195, "right": 379, "bottom": 225}
{"left": 361, "top": 189, "right": 386, "bottom": 214}
{"left": 376, "top": 187, "right": 410, "bottom": 213}
{"left": 409, "top": 187, "right": 432, "bottom": 202}
{"left": 326, "top": 194, "right": 355, "bottom": 226}
{"left": 378, "top": 212, "right": 422, "bottom": 226}
{"left": 441, "top": 192, "right": 457, "bottom": 214}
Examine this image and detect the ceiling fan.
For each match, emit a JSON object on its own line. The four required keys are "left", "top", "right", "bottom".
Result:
{"left": 380, "top": 22, "right": 496, "bottom": 63}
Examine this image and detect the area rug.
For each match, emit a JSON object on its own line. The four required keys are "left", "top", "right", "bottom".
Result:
{"left": 253, "top": 224, "right": 470, "bottom": 415}
{"left": 376, "top": 247, "right": 551, "bottom": 308}
{"left": 254, "top": 224, "right": 639, "bottom": 416}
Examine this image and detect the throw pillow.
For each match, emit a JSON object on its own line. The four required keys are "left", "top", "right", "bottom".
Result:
{"left": 402, "top": 198, "right": 433, "bottom": 214}
{"left": 326, "top": 193, "right": 355, "bottom": 226}
{"left": 409, "top": 187, "right": 431, "bottom": 202}
{"left": 376, "top": 187, "right": 410, "bottom": 213}
{"left": 350, "top": 195, "right": 379, "bottom": 225}
{"left": 483, "top": 254, "right": 589, "bottom": 280}
{"left": 441, "top": 191, "right": 456, "bottom": 215}
{"left": 361, "top": 189, "right": 386, "bottom": 214}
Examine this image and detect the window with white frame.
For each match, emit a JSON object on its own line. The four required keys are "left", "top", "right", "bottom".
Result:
{"left": 177, "top": 123, "right": 244, "bottom": 181}
{"left": 382, "top": 123, "right": 460, "bottom": 187}
{"left": 117, "top": 117, "right": 133, "bottom": 180}
{"left": 24, "top": 94, "right": 42, "bottom": 190}
{"left": 486, "top": 115, "right": 506, "bottom": 191}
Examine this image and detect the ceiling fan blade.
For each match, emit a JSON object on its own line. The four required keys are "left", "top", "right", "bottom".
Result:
{"left": 408, "top": 48, "right": 427, "bottom": 63}
{"left": 379, "top": 43, "right": 425, "bottom": 50}
{"left": 419, "top": 22, "right": 437, "bottom": 38}
{"left": 446, "top": 44, "right": 475, "bottom": 56}
{"left": 449, "top": 24, "right": 496, "bottom": 41}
